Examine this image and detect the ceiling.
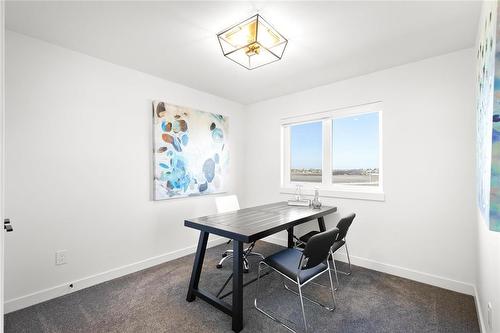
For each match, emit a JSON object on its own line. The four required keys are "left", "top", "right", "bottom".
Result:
{"left": 6, "top": 1, "right": 481, "bottom": 105}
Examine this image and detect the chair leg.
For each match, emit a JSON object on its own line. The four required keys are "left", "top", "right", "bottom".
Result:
{"left": 220, "top": 241, "right": 263, "bottom": 271}
{"left": 282, "top": 281, "right": 335, "bottom": 311}
{"left": 254, "top": 262, "right": 263, "bottom": 309}
{"left": 297, "top": 280, "right": 308, "bottom": 333}
{"left": 220, "top": 240, "right": 251, "bottom": 267}
{"left": 335, "top": 242, "right": 353, "bottom": 276}
{"left": 345, "top": 241, "right": 352, "bottom": 275}
{"left": 216, "top": 253, "right": 233, "bottom": 269}
{"left": 243, "top": 241, "right": 265, "bottom": 260}
{"left": 254, "top": 263, "right": 298, "bottom": 332}
{"left": 243, "top": 258, "right": 249, "bottom": 273}
{"left": 246, "top": 252, "right": 265, "bottom": 260}
{"left": 218, "top": 254, "right": 251, "bottom": 273}
{"left": 326, "top": 260, "right": 337, "bottom": 310}
{"left": 217, "top": 253, "right": 253, "bottom": 273}
{"left": 330, "top": 250, "right": 339, "bottom": 290}
{"left": 221, "top": 240, "right": 232, "bottom": 257}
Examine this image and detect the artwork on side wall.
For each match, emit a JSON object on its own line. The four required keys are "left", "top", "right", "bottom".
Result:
{"left": 476, "top": 5, "right": 495, "bottom": 227}
{"left": 476, "top": 2, "right": 500, "bottom": 232}
{"left": 152, "top": 101, "right": 229, "bottom": 200}
{"left": 490, "top": 3, "right": 500, "bottom": 232}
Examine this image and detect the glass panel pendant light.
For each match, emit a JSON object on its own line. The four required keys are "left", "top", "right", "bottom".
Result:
{"left": 217, "top": 14, "right": 288, "bottom": 70}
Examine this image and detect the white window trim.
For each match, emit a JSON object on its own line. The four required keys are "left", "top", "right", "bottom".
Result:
{"left": 280, "top": 101, "right": 385, "bottom": 202}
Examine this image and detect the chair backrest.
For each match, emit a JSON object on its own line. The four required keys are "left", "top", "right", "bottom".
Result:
{"left": 300, "top": 228, "right": 339, "bottom": 270}
{"left": 215, "top": 195, "right": 240, "bottom": 213}
{"left": 336, "top": 213, "right": 356, "bottom": 241}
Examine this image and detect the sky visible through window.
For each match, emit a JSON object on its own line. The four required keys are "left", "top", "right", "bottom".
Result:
{"left": 290, "top": 113, "right": 379, "bottom": 170}
{"left": 290, "top": 121, "right": 322, "bottom": 169}
{"left": 332, "top": 112, "right": 379, "bottom": 170}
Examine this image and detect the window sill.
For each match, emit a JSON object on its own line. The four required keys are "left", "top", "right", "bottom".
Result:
{"left": 280, "top": 186, "right": 385, "bottom": 202}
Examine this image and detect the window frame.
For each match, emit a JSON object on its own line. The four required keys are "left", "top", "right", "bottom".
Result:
{"left": 280, "top": 102, "right": 384, "bottom": 201}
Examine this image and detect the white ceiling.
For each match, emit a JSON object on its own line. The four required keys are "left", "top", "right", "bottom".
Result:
{"left": 6, "top": 1, "right": 481, "bottom": 104}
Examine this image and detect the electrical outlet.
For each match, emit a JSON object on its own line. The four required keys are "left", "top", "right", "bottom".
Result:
{"left": 487, "top": 302, "right": 493, "bottom": 330}
{"left": 55, "top": 250, "right": 67, "bottom": 265}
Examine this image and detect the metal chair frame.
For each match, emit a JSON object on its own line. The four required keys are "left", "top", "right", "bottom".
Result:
{"left": 295, "top": 236, "right": 352, "bottom": 286}
{"left": 254, "top": 255, "right": 336, "bottom": 333}
{"left": 215, "top": 195, "right": 265, "bottom": 273}
{"left": 217, "top": 240, "right": 265, "bottom": 273}
{"left": 332, "top": 237, "right": 352, "bottom": 276}
{"left": 295, "top": 213, "right": 355, "bottom": 287}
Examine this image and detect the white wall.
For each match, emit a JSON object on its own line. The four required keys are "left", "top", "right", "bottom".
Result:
{"left": 1, "top": 1, "right": 5, "bottom": 330}
{"left": 243, "top": 48, "right": 477, "bottom": 294}
{"left": 4, "top": 31, "right": 245, "bottom": 312}
{"left": 476, "top": 214, "right": 500, "bottom": 332}
{"left": 475, "top": 2, "right": 500, "bottom": 332}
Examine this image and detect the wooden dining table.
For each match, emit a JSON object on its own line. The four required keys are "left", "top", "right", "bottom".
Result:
{"left": 184, "top": 201, "right": 337, "bottom": 332}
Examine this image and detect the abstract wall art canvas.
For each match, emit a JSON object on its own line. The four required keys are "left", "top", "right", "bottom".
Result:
{"left": 476, "top": 2, "right": 500, "bottom": 232}
{"left": 476, "top": 5, "right": 495, "bottom": 225}
{"left": 490, "top": 2, "right": 500, "bottom": 232}
{"left": 152, "top": 101, "right": 229, "bottom": 200}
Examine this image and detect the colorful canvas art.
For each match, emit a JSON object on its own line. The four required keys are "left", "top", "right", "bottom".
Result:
{"left": 490, "top": 4, "right": 500, "bottom": 232}
{"left": 476, "top": 3, "right": 500, "bottom": 232}
{"left": 152, "top": 101, "right": 229, "bottom": 200}
{"left": 477, "top": 6, "right": 495, "bottom": 224}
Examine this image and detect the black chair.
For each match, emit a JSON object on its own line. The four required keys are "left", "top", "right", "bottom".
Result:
{"left": 298, "top": 213, "right": 356, "bottom": 286}
{"left": 254, "top": 228, "right": 339, "bottom": 333}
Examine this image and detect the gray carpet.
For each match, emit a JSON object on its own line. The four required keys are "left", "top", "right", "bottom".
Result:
{"left": 5, "top": 241, "right": 479, "bottom": 333}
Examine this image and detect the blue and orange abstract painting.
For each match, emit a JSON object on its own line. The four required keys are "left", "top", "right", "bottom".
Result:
{"left": 152, "top": 101, "right": 229, "bottom": 200}
{"left": 477, "top": 2, "right": 500, "bottom": 232}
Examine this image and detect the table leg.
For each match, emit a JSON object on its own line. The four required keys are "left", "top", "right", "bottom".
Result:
{"left": 318, "top": 216, "right": 326, "bottom": 232}
{"left": 186, "top": 231, "right": 209, "bottom": 302}
{"left": 287, "top": 227, "right": 294, "bottom": 248}
{"left": 232, "top": 240, "right": 244, "bottom": 332}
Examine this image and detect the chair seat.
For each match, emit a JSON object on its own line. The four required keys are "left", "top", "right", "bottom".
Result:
{"left": 264, "top": 248, "right": 327, "bottom": 284}
{"left": 299, "top": 232, "right": 345, "bottom": 253}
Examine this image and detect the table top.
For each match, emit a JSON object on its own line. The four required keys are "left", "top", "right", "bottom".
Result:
{"left": 184, "top": 201, "right": 337, "bottom": 243}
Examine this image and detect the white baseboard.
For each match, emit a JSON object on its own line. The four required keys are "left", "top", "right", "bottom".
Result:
{"left": 4, "top": 237, "right": 227, "bottom": 314}
{"left": 474, "top": 286, "right": 487, "bottom": 333}
{"left": 264, "top": 236, "right": 475, "bottom": 295}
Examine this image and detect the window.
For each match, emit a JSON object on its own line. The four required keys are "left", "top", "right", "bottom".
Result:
{"left": 281, "top": 102, "right": 383, "bottom": 200}
{"left": 290, "top": 121, "right": 322, "bottom": 183}
{"left": 332, "top": 113, "right": 379, "bottom": 186}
